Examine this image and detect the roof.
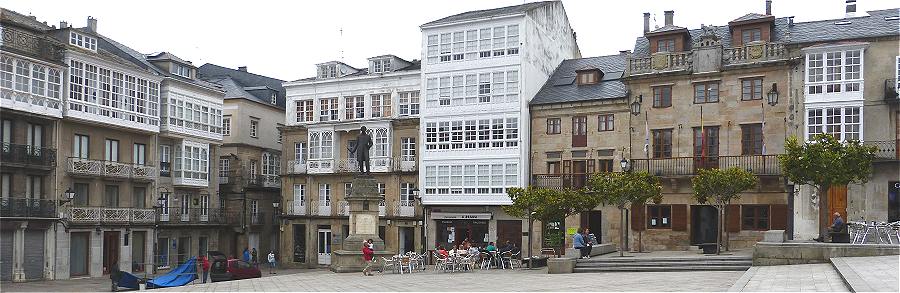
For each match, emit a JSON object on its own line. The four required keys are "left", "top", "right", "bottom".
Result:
{"left": 421, "top": 1, "right": 554, "bottom": 27}
{"left": 147, "top": 52, "right": 193, "bottom": 66}
{"left": 788, "top": 8, "right": 899, "bottom": 45}
{"left": 730, "top": 13, "right": 774, "bottom": 23}
{"left": 531, "top": 54, "right": 628, "bottom": 105}
{"left": 198, "top": 64, "right": 286, "bottom": 109}
{"left": 291, "top": 59, "right": 421, "bottom": 82}
{"left": 101, "top": 39, "right": 224, "bottom": 91}
{"left": 1, "top": 8, "right": 53, "bottom": 31}
{"left": 632, "top": 17, "right": 792, "bottom": 57}
{"left": 646, "top": 25, "right": 688, "bottom": 35}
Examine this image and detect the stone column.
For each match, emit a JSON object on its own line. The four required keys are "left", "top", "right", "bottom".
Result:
{"left": 43, "top": 228, "right": 54, "bottom": 280}
{"left": 119, "top": 229, "right": 131, "bottom": 274}
{"left": 54, "top": 224, "right": 70, "bottom": 280}
{"left": 12, "top": 222, "right": 26, "bottom": 282}
{"left": 90, "top": 230, "right": 102, "bottom": 277}
{"left": 330, "top": 175, "right": 393, "bottom": 272}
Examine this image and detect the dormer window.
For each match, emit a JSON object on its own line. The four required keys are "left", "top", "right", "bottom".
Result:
{"left": 69, "top": 32, "right": 97, "bottom": 51}
{"left": 372, "top": 59, "right": 391, "bottom": 73}
{"left": 171, "top": 63, "right": 191, "bottom": 78}
{"left": 576, "top": 70, "right": 600, "bottom": 85}
{"left": 271, "top": 93, "right": 277, "bottom": 104}
{"left": 656, "top": 39, "right": 675, "bottom": 53}
{"left": 318, "top": 65, "right": 337, "bottom": 79}
{"left": 741, "top": 28, "right": 762, "bottom": 44}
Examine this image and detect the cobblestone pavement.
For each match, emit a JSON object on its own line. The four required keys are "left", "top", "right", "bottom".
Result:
{"left": 0, "top": 268, "right": 310, "bottom": 292}
{"left": 730, "top": 263, "right": 849, "bottom": 292}
{"left": 154, "top": 267, "right": 745, "bottom": 292}
{"left": 831, "top": 255, "right": 899, "bottom": 292}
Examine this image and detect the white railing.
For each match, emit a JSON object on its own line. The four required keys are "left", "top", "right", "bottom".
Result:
{"left": 131, "top": 164, "right": 156, "bottom": 180}
{"left": 259, "top": 175, "right": 281, "bottom": 188}
{"left": 288, "top": 201, "right": 306, "bottom": 215}
{"left": 131, "top": 209, "right": 156, "bottom": 223}
{"left": 307, "top": 159, "right": 334, "bottom": 174}
{"left": 160, "top": 123, "right": 223, "bottom": 142}
{"left": 337, "top": 157, "right": 392, "bottom": 173}
{"left": 104, "top": 161, "right": 131, "bottom": 178}
{"left": 399, "top": 160, "right": 416, "bottom": 172}
{"left": 338, "top": 200, "right": 350, "bottom": 216}
{"left": 180, "top": 211, "right": 190, "bottom": 222}
{"left": 395, "top": 200, "right": 415, "bottom": 217}
{"left": 172, "top": 171, "right": 208, "bottom": 187}
{"left": 285, "top": 160, "right": 307, "bottom": 174}
{"left": 159, "top": 213, "right": 170, "bottom": 222}
{"left": 69, "top": 207, "right": 156, "bottom": 223}
{"left": 67, "top": 158, "right": 103, "bottom": 176}
{"left": 0, "top": 88, "right": 63, "bottom": 118}
{"left": 312, "top": 200, "right": 332, "bottom": 216}
{"left": 378, "top": 200, "right": 386, "bottom": 217}
{"left": 102, "top": 208, "right": 131, "bottom": 222}
{"left": 70, "top": 207, "right": 101, "bottom": 222}
{"left": 65, "top": 100, "right": 159, "bottom": 133}
{"left": 67, "top": 158, "right": 157, "bottom": 180}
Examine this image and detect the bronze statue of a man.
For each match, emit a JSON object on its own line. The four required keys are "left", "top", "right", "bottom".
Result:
{"left": 349, "top": 126, "right": 373, "bottom": 174}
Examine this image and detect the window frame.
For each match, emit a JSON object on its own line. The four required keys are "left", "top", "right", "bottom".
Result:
{"left": 693, "top": 82, "right": 719, "bottom": 104}
{"left": 741, "top": 28, "right": 762, "bottom": 44}
{"left": 741, "top": 205, "right": 770, "bottom": 231}
{"left": 546, "top": 118, "right": 561, "bottom": 135}
{"left": 295, "top": 100, "right": 314, "bottom": 122}
{"left": 597, "top": 114, "right": 614, "bottom": 132}
{"left": 652, "top": 86, "right": 672, "bottom": 108}
{"left": 656, "top": 38, "right": 675, "bottom": 53}
{"left": 647, "top": 205, "right": 672, "bottom": 229}
{"left": 741, "top": 78, "right": 764, "bottom": 101}
{"left": 222, "top": 116, "right": 231, "bottom": 136}
{"left": 740, "top": 123, "right": 764, "bottom": 155}
{"left": 249, "top": 119, "right": 259, "bottom": 138}
{"left": 652, "top": 129, "right": 673, "bottom": 158}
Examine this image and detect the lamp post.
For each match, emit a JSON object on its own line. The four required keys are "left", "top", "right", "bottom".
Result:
{"left": 272, "top": 201, "right": 281, "bottom": 256}
{"left": 412, "top": 188, "right": 424, "bottom": 258}
{"left": 619, "top": 158, "right": 630, "bottom": 257}
{"left": 152, "top": 187, "right": 169, "bottom": 274}
{"left": 527, "top": 210, "right": 536, "bottom": 269}
{"left": 630, "top": 99, "right": 642, "bottom": 116}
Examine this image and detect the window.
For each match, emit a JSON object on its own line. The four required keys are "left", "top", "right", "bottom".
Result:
{"left": 741, "top": 28, "right": 761, "bottom": 44}
{"left": 647, "top": 205, "right": 672, "bottom": 229}
{"left": 318, "top": 64, "right": 337, "bottom": 79}
{"left": 547, "top": 118, "right": 561, "bottom": 134}
{"left": 69, "top": 32, "right": 97, "bottom": 51}
{"left": 162, "top": 92, "right": 222, "bottom": 135}
{"left": 805, "top": 50, "right": 863, "bottom": 94}
{"left": 222, "top": 116, "right": 231, "bottom": 135}
{"left": 157, "top": 237, "right": 170, "bottom": 268}
{"left": 105, "top": 139, "right": 119, "bottom": 161}
{"left": 67, "top": 59, "right": 160, "bottom": 127}
{"left": 806, "top": 106, "right": 861, "bottom": 141}
{"left": 262, "top": 153, "right": 280, "bottom": 177}
{"left": 425, "top": 25, "right": 519, "bottom": 64}
{"left": 73, "top": 134, "right": 89, "bottom": 159}
{"left": 277, "top": 124, "right": 283, "bottom": 144}
{"left": 597, "top": 114, "right": 614, "bottom": 131}
{"left": 344, "top": 96, "right": 364, "bottom": 120}
{"left": 401, "top": 137, "right": 416, "bottom": 161}
{"left": 159, "top": 145, "right": 171, "bottom": 175}
{"left": 741, "top": 78, "right": 763, "bottom": 100}
{"left": 1, "top": 120, "right": 9, "bottom": 152}
{"left": 597, "top": 159, "right": 614, "bottom": 172}
{"left": 371, "top": 93, "right": 391, "bottom": 118}
{"left": 425, "top": 70, "right": 518, "bottom": 107}
{"left": 652, "top": 129, "right": 673, "bottom": 158}
{"left": 25, "top": 175, "right": 41, "bottom": 199}
{"left": 271, "top": 93, "right": 277, "bottom": 105}
{"left": 133, "top": 143, "right": 146, "bottom": 165}
{"left": 218, "top": 158, "right": 229, "bottom": 177}
{"left": 372, "top": 59, "right": 391, "bottom": 73}
{"left": 423, "top": 163, "right": 518, "bottom": 195}
{"left": 694, "top": 82, "right": 719, "bottom": 103}
{"left": 247, "top": 119, "right": 258, "bottom": 138}
{"left": 398, "top": 91, "right": 420, "bottom": 116}
{"left": 294, "top": 142, "right": 307, "bottom": 161}
{"left": 250, "top": 200, "right": 258, "bottom": 217}
{"left": 174, "top": 142, "right": 209, "bottom": 181}
{"left": 547, "top": 161, "right": 560, "bottom": 174}
{"left": 104, "top": 185, "right": 119, "bottom": 207}
{"left": 400, "top": 183, "right": 415, "bottom": 204}
{"left": 73, "top": 183, "right": 89, "bottom": 206}
{"left": 295, "top": 100, "right": 314, "bottom": 122}
{"left": 293, "top": 184, "right": 306, "bottom": 208}
{"left": 577, "top": 71, "right": 598, "bottom": 85}
{"left": 693, "top": 126, "right": 720, "bottom": 158}
{"left": 171, "top": 63, "right": 191, "bottom": 78}
{"left": 318, "top": 183, "right": 331, "bottom": 205}
{"left": 308, "top": 131, "right": 333, "bottom": 160}
{"left": 741, "top": 124, "right": 764, "bottom": 155}
{"left": 572, "top": 116, "right": 587, "bottom": 147}
{"left": 344, "top": 182, "right": 353, "bottom": 198}
{"left": 425, "top": 117, "right": 518, "bottom": 150}
{"left": 319, "top": 98, "right": 338, "bottom": 121}
{"left": 656, "top": 39, "right": 675, "bottom": 53}
{"left": 653, "top": 86, "right": 672, "bottom": 108}
{"left": 742, "top": 205, "right": 770, "bottom": 230}
{"left": 1, "top": 173, "right": 10, "bottom": 198}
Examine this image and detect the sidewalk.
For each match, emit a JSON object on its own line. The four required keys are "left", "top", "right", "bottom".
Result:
{"left": 0, "top": 267, "right": 312, "bottom": 292}
{"left": 729, "top": 255, "right": 899, "bottom": 292}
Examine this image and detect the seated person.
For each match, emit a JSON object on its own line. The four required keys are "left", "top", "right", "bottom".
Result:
{"left": 831, "top": 212, "right": 845, "bottom": 232}
{"left": 485, "top": 242, "right": 497, "bottom": 252}
{"left": 437, "top": 246, "right": 449, "bottom": 258}
{"left": 467, "top": 244, "right": 480, "bottom": 256}
{"left": 499, "top": 240, "right": 514, "bottom": 253}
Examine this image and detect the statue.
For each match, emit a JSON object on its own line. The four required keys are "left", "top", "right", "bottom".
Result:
{"left": 348, "top": 126, "right": 373, "bottom": 174}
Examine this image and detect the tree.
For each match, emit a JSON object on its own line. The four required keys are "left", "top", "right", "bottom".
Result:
{"left": 691, "top": 167, "right": 758, "bottom": 254}
{"left": 778, "top": 134, "right": 876, "bottom": 241}
{"left": 587, "top": 171, "right": 662, "bottom": 256}
{"left": 504, "top": 186, "right": 596, "bottom": 260}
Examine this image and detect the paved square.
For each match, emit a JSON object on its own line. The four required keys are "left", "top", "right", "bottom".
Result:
{"left": 731, "top": 263, "right": 849, "bottom": 292}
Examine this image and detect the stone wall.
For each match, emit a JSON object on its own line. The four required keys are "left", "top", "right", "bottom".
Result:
{"left": 753, "top": 242, "right": 900, "bottom": 266}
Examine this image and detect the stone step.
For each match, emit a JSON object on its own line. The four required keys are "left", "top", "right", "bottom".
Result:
{"left": 578, "top": 256, "right": 751, "bottom": 263}
{"left": 573, "top": 265, "right": 751, "bottom": 273}
{"left": 576, "top": 260, "right": 752, "bottom": 267}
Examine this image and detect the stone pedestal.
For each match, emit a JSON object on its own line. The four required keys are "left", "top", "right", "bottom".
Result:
{"left": 330, "top": 175, "right": 393, "bottom": 273}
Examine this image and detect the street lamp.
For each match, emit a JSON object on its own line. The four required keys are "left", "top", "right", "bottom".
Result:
{"left": 58, "top": 188, "right": 76, "bottom": 206}
{"left": 630, "top": 96, "right": 642, "bottom": 116}
{"left": 767, "top": 83, "right": 779, "bottom": 106}
{"left": 620, "top": 158, "right": 630, "bottom": 172}
{"left": 412, "top": 187, "right": 425, "bottom": 258}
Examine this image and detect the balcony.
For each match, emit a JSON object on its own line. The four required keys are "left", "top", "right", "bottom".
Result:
{"left": 246, "top": 175, "right": 281, "bottom": 189}
{"left": 310, "top": 200, "right": 333, "bottom": 216}
{"left": 394, "top": 200, "right": 416, "bottom": 217}
{"left": 722, "top": 42, "right": 787, "bottom": 65}
{"left": 0, "top": 198, "right": 57, "bottom": 218}
{"left": 249, "top": 212, "right": 267, "bottom": 225}
{"left": 632, "top": 155, "right": 781, "bottom": 176}
{"left": 286, "top": 201, "right": 306, "bottom": 216}
{"left": 865, "top": 140, "right": 899, "bottom": 161}
{"left": 159, "top": 162, "right": 171, "bottom": 177}
{"left": 338, "top": 200, "right": 350, "bottom": 216}
{"left": 1, "top": 144, "right": 56, "bottom": 169}
{"left": 0, "top": 88, "right": 63, "bottom": 118}
{"left": 158, "top": 208, "right": 226, "bottom": 225}
{"left": 172, "top": 170, "right": 208, "bottom": 187}
{"left": 885, "top": 79, "right": 899, "bottom": 102}
{"left": 160, "top": 122, "right": 223, "bottom": 142}
{"left": 66, "top": 157, "right": 157, "bottom": 180}
{"left": 290, "top": 157, "right": 416, "bottom": 175}
{"left": 67, "top": 206, "right": 156, "bottom": 224}
{"left": 628, "top": 51, "right": 692, "bottom": 75}
{"left": 285, "top": 160, "right": 307, "bottom": 174}
{"left": 531, "top": 174, "right": 589, "bottom": 190}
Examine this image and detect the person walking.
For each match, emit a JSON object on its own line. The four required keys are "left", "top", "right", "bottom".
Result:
{"left": 267, "top": 251, "right": 277, "bottom": 274}
{"left": 109, "top": 258, "right": 121, "bottom": 292}
{"left": 200, "top": 254, "right": 210, "bottom": 283}
{"left": 362, "top": 239, "right": 375, "bottom": 276}
{"left": 251, "top": 248, "right": 259, "bottom": 268}
{"left": 573, "top": 228, "right": 587, "bottom": 259}
{"left": 242, "top": 247, "right": 250, "bottom": 263}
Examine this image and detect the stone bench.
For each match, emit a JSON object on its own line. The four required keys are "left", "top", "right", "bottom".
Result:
{"left": 547, "top": 257, "right": 576, "bottom": 274}
{"left": 564, "top": 243, "right": 616, "bottom": 258}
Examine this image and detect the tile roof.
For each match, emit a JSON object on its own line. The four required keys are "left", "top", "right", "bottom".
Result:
{"left": 421, "top": 1, "right": 554, "bottom": 27}
{"left": 198, "top": 64, "right": 286, "bottom": 109}
{"left": 730, "top": 13, "right": 772, "bottom": 23}
{"left": 647, "top": 24, "right": 687, "bottom": 35}
{"left": 531, "top": 54, "right": 628, "bottom": 105}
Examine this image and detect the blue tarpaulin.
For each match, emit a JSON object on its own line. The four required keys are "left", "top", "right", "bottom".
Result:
{"left": 147, "top": 257, "right": 197, "bottom": 289}
{"left": 116, "top": 271, "right": 141, "bottom": 290}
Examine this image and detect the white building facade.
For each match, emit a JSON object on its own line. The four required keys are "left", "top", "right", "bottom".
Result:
{"left": 418, "top": 1, "right": 580, "bottom": 251}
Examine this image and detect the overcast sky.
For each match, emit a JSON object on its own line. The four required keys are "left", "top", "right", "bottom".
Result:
{"left": 6, "top": 1, "right": 896, "bottom": 81}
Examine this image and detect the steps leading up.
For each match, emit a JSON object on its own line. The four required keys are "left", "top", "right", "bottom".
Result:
{"left": 574, "top": 255, "right": 752, "bottom": 273}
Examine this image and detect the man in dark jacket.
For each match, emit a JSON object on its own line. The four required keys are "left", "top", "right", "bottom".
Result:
{"left": 110, "top": 259, "right": 121, "bottom": 292}
{"left": 349, "top": 126, "right": 374, "bottom": 174}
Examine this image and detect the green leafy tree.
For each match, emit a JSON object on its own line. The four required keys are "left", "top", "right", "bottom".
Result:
{"left": 504, "top": 186, "right": 596, "bottom": 258}
{"left": 691, "top": 167, "right": 758, "bottom": 254}
{"left": 587, "top": 171, "right": 662, "bottom": 256}
{"left": 778, "top": 134, "right": 876, "bottom": 240}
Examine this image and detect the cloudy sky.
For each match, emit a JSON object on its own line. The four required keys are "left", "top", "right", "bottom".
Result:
{"left": 6, "top": 0, "right": 896, "bottom": 81}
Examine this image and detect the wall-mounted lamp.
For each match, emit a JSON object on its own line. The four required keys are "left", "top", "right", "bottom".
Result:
{"left": 59, "top": 188, "right": 76, "bottom": 206}
{"left": 767, "top": 83, "right": 779, "bottom": 106}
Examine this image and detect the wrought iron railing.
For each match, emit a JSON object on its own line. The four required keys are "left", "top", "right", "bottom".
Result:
{"left": 0, "top": 198, "right": 57, "bottom": 218}
{"left": 158, "top": 208, "right": 226, "bottom": 225}
{"left": 631, "top": 154, "right": 781, "bottom": 176}
{"left": 159, "top": 162, "right": 171, "bottom": 177}
{"left": 531, "top": 174, "right": 589, "bottom": 190}
{"left": 865, "top": 140, "right": 899, "bottom": 161}
{"left": 247, "top": 175, "right": 281, "bottom": 188}
{"left": 250, "top": 212, "right": 266, "bottom": 225}
{"left": 66, "top": 157, "right": 157, "bottom": 180}
{"left": 290, "top": 157, "right": 417, "bottom": 174}
{"left": 722, "top": 42, "right": 787, "bottom": 65}
{"left": 68, "top": 206, "right": 156, "bottom": 224}
{"left": 0, "top": 144, "right": 56, "bottom": 167}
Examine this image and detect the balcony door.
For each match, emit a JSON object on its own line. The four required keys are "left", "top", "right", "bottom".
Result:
{"left": 158, "top": 193, "right": 169, "bottom": 221}
{"left": 105, "top": 139, "right": 119, "bottom": 162}
{"left": 180, "top": 194, "right": 190, "bottom": 222}
{"left": 132, "top": 187, "right": 146, "bottom": 209}
{"left": 292, "top": 184, "right": 305, "bottom": 214}
{"left": 199, "top": 195, "right": 209, "bottom": 222}
{"left": 693, "top": 126, "right": 720, "bottom": 171}
{"left": 26, "top": 123, "right": 42, "bottom": 156}
{"left": 1, "top": 120, "right": 11, "bottom": 154}
{"left": 572, "top": 160, "right": 587, "bottom": 189}
{"left": 572, "top": 116, "right": 587, "bottom": 147}
{"left": 104, "top": 185, "right": 119, "bottom": 207}
{"left": 73, "top": 135, "right": 89, "bottom": 159}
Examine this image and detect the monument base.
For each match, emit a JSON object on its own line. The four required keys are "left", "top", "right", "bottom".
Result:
{"left": 331, "top": 233, "right": 393, "bottom": 273}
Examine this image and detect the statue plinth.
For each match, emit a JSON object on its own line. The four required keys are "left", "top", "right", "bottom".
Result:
{"left": 330, "top": 175, "right": 394, "bottom": 272}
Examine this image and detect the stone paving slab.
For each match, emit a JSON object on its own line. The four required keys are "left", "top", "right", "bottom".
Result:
{"left": 729, "top": 263, "right": 849, "bottom": 292}
{"left": 831, "top": 255, "right": 899, "bottom": 292}
{"left": 154, "top": 267, "right": 745, "bottom": 292}
{"left": 0, "top": 268, "right": 311, "bottom": 292}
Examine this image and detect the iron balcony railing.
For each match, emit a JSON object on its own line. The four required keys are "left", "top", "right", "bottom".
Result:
{"left": 66, "top": 157, "right": 157, "bottom": 180}
{"left": 67, "top": 206, "right": 156, "bottom": 224}
{"left": 631, "top": 154, "right": 781, "bottom": 176}
{"left": 285, "top": 157, "right": 417, "bottom": 175}
{"left": 0, "top": 143, "right": 56, "bottom": 168}
{"left": 864, "top": 140, "right": 899, "bottom": 161}
{"left": 0, "top": 198, "right": 57, "bottom": 218}
{"left": 159, "top": 162, "right": 171, "bottom": 177}
{"left": 246, "top": 175, "right": 281, "bottom": 189}
{"left": 531, "top": 174, "right": 589, "bottom": 190}
{"left": 157, "top": 207, "right": 226, "bottom": 225}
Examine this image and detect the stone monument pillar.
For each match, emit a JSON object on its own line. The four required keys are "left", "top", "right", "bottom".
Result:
{"left": 329, "top": 175, "right": 393, "bottom": 272}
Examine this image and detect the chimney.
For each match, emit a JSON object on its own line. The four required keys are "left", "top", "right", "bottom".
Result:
{"left": 788, "top": 16, "right": 795, "bottom": 26}
{"left": 766, "top": 0, "right": 773, "bottom": 15}
{"left": 59, "top": 21, "right": 68, "bottom": 29}
{"left": 86, "top": 16, "right": 97, "bottom": 32}
{"left": 619, "top": 50, "right": 632, "bottom": 55}
{"left": 643, "top": 12, "right": 651, "bottom": 33}
{"left": 664, "top": 10, "right": 674, "bottom": 26}
{"left": 845, "top": 0, "right": 857, "bottom": 18}
{"left": 238, "top": 66, "right": 248, "bottom": 72}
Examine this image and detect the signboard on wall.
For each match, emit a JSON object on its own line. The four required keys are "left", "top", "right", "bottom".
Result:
{"left": 430, "top": 212, "right": 492, "bottom": 220}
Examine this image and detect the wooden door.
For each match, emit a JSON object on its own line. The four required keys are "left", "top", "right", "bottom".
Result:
{"left": 572, "top": 161, "right": 587, "bottom": 189}
{"left": 102, "top": 231, "right": 119, "bottom": 274}
{"left": 572, "top": 116, "right": 587, "bottom": 147}
{"left": 828, "top": 185, "right": 848, "bottom": 224}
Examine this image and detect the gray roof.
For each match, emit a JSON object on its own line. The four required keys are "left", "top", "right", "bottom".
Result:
{"left": 198, "top": 64, "right": 286, "bottom": 109}
{"left": 788, "top": 8, "right": 899, "bottom": 45}
{"left": 292, "top": 59, "right": 421, "bottom": 82}
{"left": 421, "top": 1, "right": 554, "bottom": 27}
{"left": 731, "top": 13, "right": 772, "bottom": 23}
{"left": 633, "top": 17, "right": 792, "bottom": 57}
{"left": 647, "top": 24, "right": 687, "bottom": 34}
{"left": 531, "top": 54, "right": 628, "bottom": 105}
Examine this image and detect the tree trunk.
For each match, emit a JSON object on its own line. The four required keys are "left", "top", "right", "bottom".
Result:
{"left": 818, "top": 186, "right": 830, "bottom": 241}
{"left": 724, "top": 202, "right": 730, "bottom": 252}
{"left": 717, "top": 205, "right": 723, "bottom": 255}
{"left": 620, "top": 207, "right": 626, "bottom": 257}
{"left": 638, "top": 230, "right": 643, "bottom": 252}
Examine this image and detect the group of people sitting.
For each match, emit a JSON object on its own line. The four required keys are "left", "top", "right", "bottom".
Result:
{"left": 436, "top": 239, "right": 519, "bottom": 258}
